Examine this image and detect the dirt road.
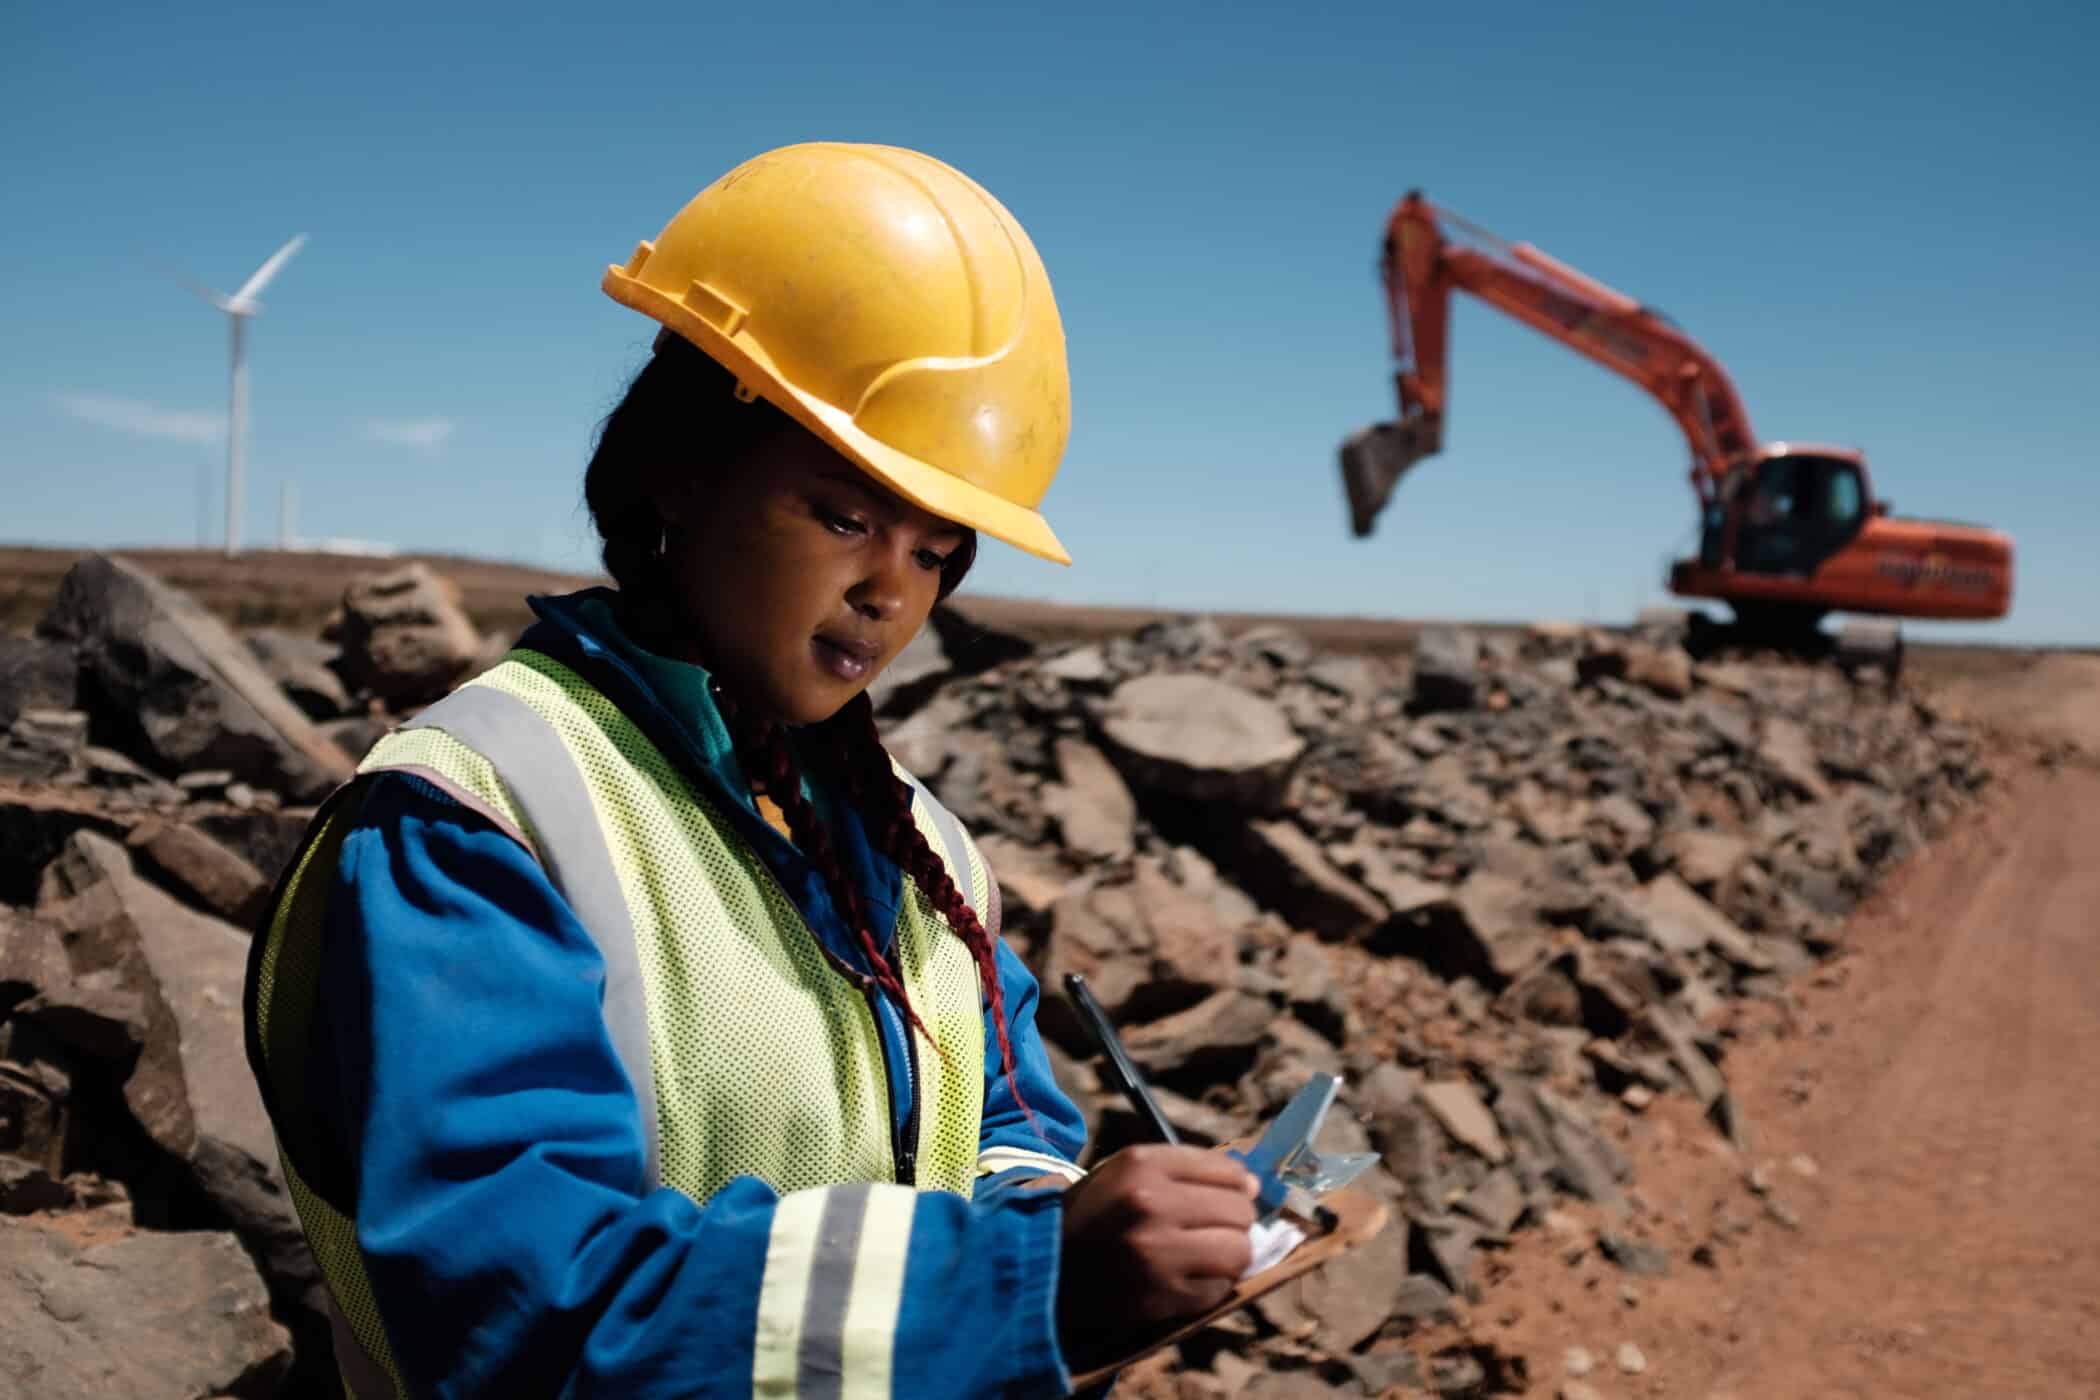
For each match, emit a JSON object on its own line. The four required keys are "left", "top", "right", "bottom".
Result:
{"left": 1478, "top": 763, "right": 2100, "bottom": 1397}
{"left": 1926, "top": 653, "right": 2100, "bottom": 756}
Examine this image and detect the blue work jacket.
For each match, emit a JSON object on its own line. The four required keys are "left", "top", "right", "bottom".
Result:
{"left": 307, "top": 589, "right": 1089, "bottom": 1397}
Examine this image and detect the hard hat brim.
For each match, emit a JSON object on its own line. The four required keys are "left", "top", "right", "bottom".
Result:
{"left": 605, "top": 267, "right": 1072, "bottom": 567}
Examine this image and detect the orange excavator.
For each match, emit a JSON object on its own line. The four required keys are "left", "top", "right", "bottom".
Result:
{"left": 1340, "top": 192, "right": 2014, "bottom": 636}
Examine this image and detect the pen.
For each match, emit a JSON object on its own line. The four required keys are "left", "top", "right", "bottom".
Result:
{"left": 1062, "top": 972, "right": 1180, "bottom": 1146}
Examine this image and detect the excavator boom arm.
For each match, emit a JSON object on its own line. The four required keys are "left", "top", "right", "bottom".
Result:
{"left": 1378, "top": 192, "right": 1758, "bottom": 506}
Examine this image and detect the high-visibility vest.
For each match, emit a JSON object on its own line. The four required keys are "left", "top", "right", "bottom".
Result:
{"left": 246, "top": 647, "right": 995, "bottom": 1397}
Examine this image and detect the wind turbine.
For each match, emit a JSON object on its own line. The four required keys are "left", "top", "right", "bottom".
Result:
{"left": 185, "top": 234, "right": 307, "bottom": 557}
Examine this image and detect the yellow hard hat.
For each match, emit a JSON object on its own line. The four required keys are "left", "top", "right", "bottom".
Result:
{"left": 603, "top": 142, "right": 1073, "bottom": 564}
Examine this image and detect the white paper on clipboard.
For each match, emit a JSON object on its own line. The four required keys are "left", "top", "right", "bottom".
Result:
{"left": 1241, "top": 1217, "right": 1309, "bottom": 1279}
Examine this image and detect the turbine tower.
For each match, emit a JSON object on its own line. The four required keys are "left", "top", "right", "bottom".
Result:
{"left": 188, "top": 235, "right": 306, "bottom": 557}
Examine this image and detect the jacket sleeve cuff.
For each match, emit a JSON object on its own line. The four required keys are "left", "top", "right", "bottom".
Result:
{"left": 1013, "top": 1184, "right": 1076, "bottom": 1396}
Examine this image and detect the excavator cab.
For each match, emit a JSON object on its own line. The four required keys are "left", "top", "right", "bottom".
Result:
{"left": 1718, "top": 452, "right": 1870, "bottom": 580}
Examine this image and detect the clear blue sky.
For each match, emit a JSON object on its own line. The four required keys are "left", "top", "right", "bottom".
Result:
{"left": 5, "top": 1, "right": 2094, "bottom": 643}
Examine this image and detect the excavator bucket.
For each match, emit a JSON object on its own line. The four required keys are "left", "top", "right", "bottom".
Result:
{"left": 1339, "top": 420, "right": 1437, "bottom": 536}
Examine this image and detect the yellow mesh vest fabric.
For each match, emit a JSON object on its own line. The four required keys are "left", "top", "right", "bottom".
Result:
{"left": 352, "top": 725, "right": 529, "bottom": 838}
{"left": 250, "top": 788, "right": 413, "bottom": 1399}
{"left": 471, "top": 651, "right": 887, "bottom": 1198}
{"left": 474, "top": 650, "right": 986, "bottom": 1197}
{"left": 250, "top": 649, "right": 992, "bottom": 1395}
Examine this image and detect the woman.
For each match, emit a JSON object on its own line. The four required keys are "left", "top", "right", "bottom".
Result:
{"left": 246, "top": 142, "right": 1257, "bottom": 1398}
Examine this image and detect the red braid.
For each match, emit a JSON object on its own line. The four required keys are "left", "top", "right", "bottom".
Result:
{"left": 824, "top": 692, "right": 1036, "bottom": 1130}
{"left": 721, "top": 702, "right": 951, "bottom": 1075}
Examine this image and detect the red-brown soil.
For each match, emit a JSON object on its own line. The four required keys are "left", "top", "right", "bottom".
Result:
{"left": 1408, "top": 758, "right": 2100, "bottom": 1398}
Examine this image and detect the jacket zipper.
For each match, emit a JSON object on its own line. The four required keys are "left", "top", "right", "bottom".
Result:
{"left": 875, "top": 984, "right": 923, "bottom": 1186}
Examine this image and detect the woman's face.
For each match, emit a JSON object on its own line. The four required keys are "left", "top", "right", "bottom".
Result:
{"left": 658, "top": 426, "right": 968, "bottom": 727}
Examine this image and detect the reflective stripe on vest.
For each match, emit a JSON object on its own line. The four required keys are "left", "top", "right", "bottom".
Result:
{"left": 363, "top": 649, "right": 990, "bottom": 1203}
{"left": 394, "top": 680, "right": 664, "bottom": 1184}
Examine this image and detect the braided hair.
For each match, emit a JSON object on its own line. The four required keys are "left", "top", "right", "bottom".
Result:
{"left": 584, "top": 333, "right": 1033, "bottom": 1120}
{"left": 825, "top": 691, "right": 1032, "bottom": 1124}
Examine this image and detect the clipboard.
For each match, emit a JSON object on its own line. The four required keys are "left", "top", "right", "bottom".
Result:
{"left": 1068, "top": 1183, "right": 1390, "bottom": 1389}
{"left": 1055, "top": 980, "right": 1391, "bottom": 1388}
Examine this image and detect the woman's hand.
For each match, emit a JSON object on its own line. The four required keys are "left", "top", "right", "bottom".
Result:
{"left": 1055, "top": 1145, "right": 1258, "bottom": 1372}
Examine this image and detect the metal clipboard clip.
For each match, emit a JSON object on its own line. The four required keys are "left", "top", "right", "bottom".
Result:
{"left": 1227, "top": 1072, "right": 1379, "bottom": 1230}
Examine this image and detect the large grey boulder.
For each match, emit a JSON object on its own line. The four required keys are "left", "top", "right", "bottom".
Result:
{"left": 0, "top": 1214, "right": 292, "bottom": 1399}
{"left": 1099, "top": 673, "right": 1304, "bottom": 809}
{"left": 38, "top": 554, "right": 353, "bottom": 801}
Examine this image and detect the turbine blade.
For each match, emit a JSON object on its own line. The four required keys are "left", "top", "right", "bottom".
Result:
{"left": 154, "top": 254, "right": 231, "bottom": 309}
{"left": 231, "top": 233, "right": 308, "bottom": 306}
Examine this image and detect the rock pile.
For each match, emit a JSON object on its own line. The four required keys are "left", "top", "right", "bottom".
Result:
{"left": 0, "top": 553, "right": 500, "bottom": 1396}
{"left": 883, "top": 611, "right": 1989, "bottom": 1395}
{"left": 0, "top": 554, "right": 1992, "bottom": 1395}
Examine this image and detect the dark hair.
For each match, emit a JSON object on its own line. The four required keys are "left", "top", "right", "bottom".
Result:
{"left": 583, "top": 333, "right": 1029, "bottom": 1124}
{"left": 584, "top": 332, "right": 977, "bottom": 598}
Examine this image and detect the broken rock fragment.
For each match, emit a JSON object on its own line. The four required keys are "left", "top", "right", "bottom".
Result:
{"left": 1122, "top": 988, "right": 1272, "bottom": 1083}
{"left": 1239, "top": 819, "right": 1386, "bottom": 941}
{"left": 334, "top": 561, "right": 484, "bottom": 706}
{"left": 1099, "top": 672, "right": 1304, "bottom": 808}
{"left": 0, "top": 1215, "right": 293, "bottom": 1400}
{"left": 32, "top": 830, "right": 323, "bottom": 1347}
{"left": 1622, "top": 640, "right": 1694, "bottom": 699}
{"left": 1418, "top": 1078, "right": 1510, "bottom": 1164}
{"left": 1386, "top": 871, "right": 1549, "bottom": 988}
{"left": 1410, "top": 625, "right": 1482, "bottom": 712}
{"left": 125, "top": 818, "right": 271, "bottom": 929}
{"left": 1041, "top": 738, "right": 1137, "bottom": 862}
